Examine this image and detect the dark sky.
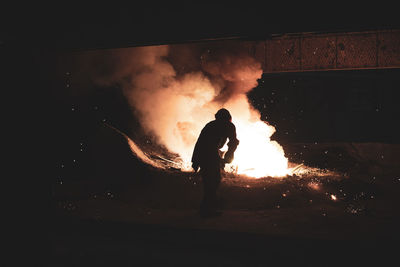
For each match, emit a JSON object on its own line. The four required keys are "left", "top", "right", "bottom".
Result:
{"left": 2, "top": 3, "right": 399, "bottom": 50}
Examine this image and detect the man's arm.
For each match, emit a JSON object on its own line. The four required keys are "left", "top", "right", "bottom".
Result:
{"left": 224, "top": 124, "right": 239, "bottom": 164}
{"left": 191, "top": 139, "right": 201, "bottom": 172}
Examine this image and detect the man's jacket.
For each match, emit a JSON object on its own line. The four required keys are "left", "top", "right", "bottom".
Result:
{"left": 191, "top": 119, "right": 239, "bottom": 170}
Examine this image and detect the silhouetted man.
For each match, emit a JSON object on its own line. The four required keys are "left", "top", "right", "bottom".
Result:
{"left": 192, "top": 108, "right": 239, "bottom": 217}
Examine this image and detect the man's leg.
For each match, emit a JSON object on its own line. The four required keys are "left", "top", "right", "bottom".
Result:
{"left": 200, "top": 165, "right": 221, "bottom": 216}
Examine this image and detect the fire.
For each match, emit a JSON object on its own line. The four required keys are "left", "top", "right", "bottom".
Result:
{"left": 223, "top": 120, "right": 289, "bottom": 178}
{"left": 178, "top": 114, "right": 290, "bottom": 178}
{"left": 87, "top": 44, "right": 292, "bottom": 178}
{"left": 178, "top": 95, "right": 290, "bottom": 178}
{"left": 221, "top": 95, "right": 290, "bottom": 178}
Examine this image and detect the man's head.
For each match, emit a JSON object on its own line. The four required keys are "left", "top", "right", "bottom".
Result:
{"left": 215, "top": 108, "right": 232, "bottom": 122}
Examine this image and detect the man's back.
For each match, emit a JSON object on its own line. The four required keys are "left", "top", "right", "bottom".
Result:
{"left": 192, "top": 119, "right": 238, "bottom": 167}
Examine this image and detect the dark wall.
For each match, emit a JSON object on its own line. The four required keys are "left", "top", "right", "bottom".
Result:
{"left": 248, "top": 69, "right": 400, "bottom": 143}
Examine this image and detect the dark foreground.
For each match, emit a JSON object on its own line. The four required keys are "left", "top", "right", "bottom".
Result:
{"left": 50, "top": 215, "right": 398, "bottom": 266}
{"left": 49, "top": 140, "right": 400, "bottom": 266}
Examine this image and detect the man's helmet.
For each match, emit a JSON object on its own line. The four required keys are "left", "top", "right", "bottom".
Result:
{"left": 215, "top": 108, "right": 232, "bottom": 121}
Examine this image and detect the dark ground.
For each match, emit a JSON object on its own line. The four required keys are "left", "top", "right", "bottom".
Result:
{"left": 49, "top": 126, "right": 400, "bottom": 266}
{"left": 49, "top": 216, "right": 398, "bottom": 266}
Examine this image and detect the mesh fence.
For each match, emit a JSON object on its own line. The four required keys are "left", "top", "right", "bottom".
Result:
{"left": 251, "top": 29, "right": 400, "bottom": 72}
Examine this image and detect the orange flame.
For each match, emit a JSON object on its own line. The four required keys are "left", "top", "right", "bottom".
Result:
{"left": 178, "top": 94, "right": 290, "bottom": 178}
{"left": 222, "top": 120, "right": 289, "bottom": 178}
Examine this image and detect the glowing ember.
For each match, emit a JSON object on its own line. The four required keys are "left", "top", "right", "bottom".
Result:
{"left": 330, "top": 194, "right": 337, "bottom": 201}
{"left": 308, "top": 182, "right": 321, "bottom": 190}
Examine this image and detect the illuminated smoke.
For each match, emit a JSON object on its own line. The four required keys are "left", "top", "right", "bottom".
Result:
{"left": 75, "top": 41, "right": 289, "bottom": 177}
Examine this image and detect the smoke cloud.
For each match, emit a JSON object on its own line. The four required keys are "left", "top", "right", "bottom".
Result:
{"left": 71, "top": 41, "right": 266, "bottom": 166}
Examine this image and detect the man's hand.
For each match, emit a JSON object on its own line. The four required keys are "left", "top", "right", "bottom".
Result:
{"left": 223, "top": 150, "right": 234, "bottom": 164}
{"left": 192, "top": 162, "right": 200, "bottom": 173}
{"left": 220, "top": 159, "right": 226, "bottom": 169}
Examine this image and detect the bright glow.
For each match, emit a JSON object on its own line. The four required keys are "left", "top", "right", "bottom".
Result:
{"left": 330, "top": 194, "right": 337, "bottom": 201}
{"left": 116, "top": 45, "right": 291, "bottom": 178}
{"left": 177, "top": 95, "right": 290, "bottom": 178}
{"left": 78, "top": 45, "right": 295, "bottom": 179}
{"left": 223, "top": 120, "right": 289, "bottom": 178}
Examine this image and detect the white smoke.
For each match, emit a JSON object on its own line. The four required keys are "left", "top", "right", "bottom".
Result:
{"left": 70, "top": 41, "right": 288, "bottom": 175}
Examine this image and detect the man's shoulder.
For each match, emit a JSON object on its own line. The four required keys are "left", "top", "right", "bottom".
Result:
{"left": 200, "top": 120, "right": 217, "bottom": 133}
{"left": 227, "top": 121, "right": 236, "bottom": 131}
{"left": 204, "top": 119, "right": 235, "bottom": 131}
{"left": 204, "top": 120, "right": 216, "bottom": 128}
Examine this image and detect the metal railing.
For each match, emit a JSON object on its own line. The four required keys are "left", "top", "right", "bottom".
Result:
{"left": 248, "top": 29, "right": 400, "bottom": 73}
